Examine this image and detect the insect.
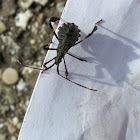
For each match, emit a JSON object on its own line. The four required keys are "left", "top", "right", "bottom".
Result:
{"left": 16, "top": 17, "right": 102, "bottom": 91}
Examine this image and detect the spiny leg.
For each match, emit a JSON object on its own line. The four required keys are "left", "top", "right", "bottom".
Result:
{"left": 67, "top": 52, "right": 87, "bottom": 62}
{"left": 57, "top": 64, "right": 97, "bottom": 91}
{"left": 95, "top": 19, "right": 103, "bottom": 25}
{"left": 15, "top": 57, "right": 44, "bottom": 71}
{"left": 74, "top": 26, "right": 97, "bottom": 46}
{"left": 44, "top": 47, "right": 57, "bottom": 50}
{"left": 49, "top": 17, "right": 60, "bottom": 40}
{"left": 43, "top": 41, "right": 53, "bottom": 50}
{"left": 74, "top": 19, "right": 102, "bottom": 46}
{"left": 43, "top": 17, "right": 60, "bottom": 50}
{"left": 42, "top": 63, "right": 55, "bottom": 73}
{"left": 63, "top": 57, "right": 68, "bottom": 78}
{"left": 43, "top": 43, "right": 57, "bottom": 50}
{"left": 43, "top": 57, "right": 56, "bottom": 68}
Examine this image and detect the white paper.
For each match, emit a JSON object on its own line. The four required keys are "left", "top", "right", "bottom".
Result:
{"left": 18, "top": 0, "right": 140, "bottom": 140}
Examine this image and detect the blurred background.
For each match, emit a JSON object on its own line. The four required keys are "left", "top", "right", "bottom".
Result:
{"left": 0, "top": 0, "right": 67, "bottom": 139}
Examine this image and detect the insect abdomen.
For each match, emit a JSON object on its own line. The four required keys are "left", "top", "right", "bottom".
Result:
{"left": 58, "top": 23, "right": 80, "bottom": 46}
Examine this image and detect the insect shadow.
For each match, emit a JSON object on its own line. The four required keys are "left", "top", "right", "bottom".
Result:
{"left": 45, "top": 30, "right": 140, "bottom": 88}
{"left": 76, "top": 29, "right": 140, "bottom": 88}
{"left": 16, "top": 17, "right": 103, "bottom": 91}
{"left": 16, "top": 17, "right": 140, "bottom": 90}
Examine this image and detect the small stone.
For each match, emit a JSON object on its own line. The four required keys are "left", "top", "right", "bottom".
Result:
{"left": 4, "top": 89, "right": 16, "bottom": 104}
{"left": 11, "top": 136, "right": 17, "bottom": 140}
{"left": 0, "top": 118, "right": 5, "bottom": 123}
{"left": 17, "top": 108, "right": 23, "bottom": 116}
{"left": 22, "top": 67, "right": 34, "bottom": 81}
{"left": 0, "top": 21, "right": 6, "bottom": 34}
{"left": 0, "top": 123, "right": 5, "bottom": 129}
{"left": 56, "top": 1, "right": 65, "bottom": 13}
{"left": 31, "top": 23, "right": 38, "bottom": 34}
{"left": 25, "top": 100, "right": 30, "bottom": 107}
{"left": 16, "top": 78, "right": 27, "bottom": 91}
{"left": 0, "top": 0, "right": 16, "bottom": 16}
{"left": 8, "top": 124, "right": 16, "bottom": 134}
{"left": 34, "top": 0, "right": 48, "bottom": 6}
{"left": 0, "top": 123, "right": 4, "bottom": 129}
{"left": 17, "top": 122, "right": 22, "bottom": 129}
{"left": 12, "top": 117, "right": 19, "bottom": 126}
{"left": 0, "top": 134, "right": 6, "bottom": 140}
{"left": 15, "top": 10, "right": 33, "bottom": 29}
{"left": 35, "top": 22, "right": 39, "bottom": 28}
{"left": 50, "top": 2, "right": 55, "bottom": 7}
{"left": 30, "top": 39, "right": 36, "bottom": 45}
{"left": 10, "top": 105, "right": 15, "bottom": 111}
{"left": 19, "top": 0, "right": 34, "bottom": 9}
{"left": 1, "top": 35, "right": 20, "bottom": 55}
{"left": 37, "top": 13, "right": 44, "bottom": 24}
{"left": 2, "top": 67, "right": 19, "bottom": 85}
{"left": 1, "top": 105, "right": 9, "bottom": 114}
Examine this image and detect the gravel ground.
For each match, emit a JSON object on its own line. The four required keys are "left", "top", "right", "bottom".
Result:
{"left": 0, "top": 0, "right": 66, "bottom": 139}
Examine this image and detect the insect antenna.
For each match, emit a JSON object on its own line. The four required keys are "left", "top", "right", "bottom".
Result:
{"left": 15, "top": 56, "right": 44, "bottom": 71}
{"left": 57, "top": 65, "right": 97, "bottom": 91}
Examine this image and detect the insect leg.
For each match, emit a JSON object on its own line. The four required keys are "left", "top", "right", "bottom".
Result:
{"left": 49, "top": 17, "right": 60, "bottom": 22}
{"left": 15, "top": 57, "right": 44, "bottom": 71}
{"left": 42, "top": 62, "right": 55, "bottom": 73}
{"left": 74, "top": 19, "right": 102, "bottom": 46}
{"left": 57, "top": 64, "right": 97, "bottom": 91}
{"left": 49, "top": 17, "right": 60, "bottom": 40}
{"left": 15, "top": 56, "right": 56, "bottom": 72}
{"left": 43, "top": 42, "right": 54, "bottom": 50}
{"left": 63, "top": 57, "right": 68, "bottom": 78}
{"left": 43, "top": 45, "right": 57, "bottom": 50}
{"left": 74, "top": 26, "right": 97, "bottom": 46}
{"left": 67, "top": 52, "right": 86, "bottom": 62}
{"left": 43, "top": 57, "right": 56, "bottom": 68}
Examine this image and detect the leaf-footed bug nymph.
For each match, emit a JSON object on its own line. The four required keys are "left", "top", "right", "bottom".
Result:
{"left": 16, "top": 17, "right": 102, "bottom": 91}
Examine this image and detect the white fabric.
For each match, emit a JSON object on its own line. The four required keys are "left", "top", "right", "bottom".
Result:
{"left": 18, "top": 0, "right": 140, "bottom": 140}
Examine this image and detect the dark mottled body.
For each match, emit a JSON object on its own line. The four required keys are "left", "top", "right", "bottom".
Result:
{"left": 55, "top": 23, "right": 80, "bottom": 64}
{"left": 17, "top": 17, "right": 102, "bottom": 91}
